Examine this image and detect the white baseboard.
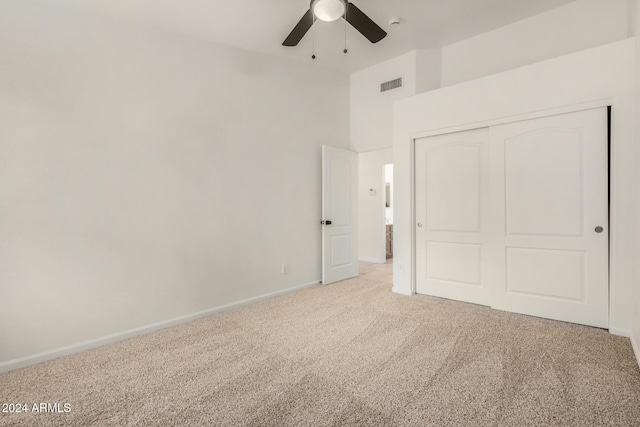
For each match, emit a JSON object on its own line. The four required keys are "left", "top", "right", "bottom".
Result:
{"left": 608, "top": 328, "right": 630, "bottom": 337}
{"left": 0, "top": 280, "right": 320, "bottom": 374}
{"left": 359, "top": 257, "right": 387, "bottom": 264}
{"left": 392, "top": 287, "right": 413, "bottom": 296}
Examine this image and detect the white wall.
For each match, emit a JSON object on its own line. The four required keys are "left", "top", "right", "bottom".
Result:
{"left": 394, "top": 39, "right": 636, "bottom": 335}
{"left": 358, "top": 148, "right": 393, "bottom": 263}
{"left": 350, "top": 49, "right": 441, "bottom": 153}
{"left": 441, "top": 0, "right": 630, "bottom": 87}
{"left": 415, "top": 49, "right": 442, "bottom": 95}
{"left": 0, "top": 1, "right": 349, "bottom": 369}
{"left": 350, "top": 52, "right": 417, "bottom": 152}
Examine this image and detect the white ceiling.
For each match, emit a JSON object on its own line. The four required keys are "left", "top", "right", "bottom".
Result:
{"left": 52, "top": 0, "right": 577, "bottom": 73}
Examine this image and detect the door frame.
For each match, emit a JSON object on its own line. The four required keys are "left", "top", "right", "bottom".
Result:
{"left": 410, "top": 99, "right": 614, "bottom": 321}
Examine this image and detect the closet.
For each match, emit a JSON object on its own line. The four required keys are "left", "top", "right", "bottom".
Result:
{"left": 414, "top": 107, "right": 609, "bottom": 328}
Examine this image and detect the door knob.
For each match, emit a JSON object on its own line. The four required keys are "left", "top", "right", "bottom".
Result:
{"left": 321, "top": 220, "right": 332, "bottom": 225}
{"left": 417, "top": 222, "right": 423, "bottom": 228}
{"left": 594, "top": 226, "right": 604, "bottom": 233}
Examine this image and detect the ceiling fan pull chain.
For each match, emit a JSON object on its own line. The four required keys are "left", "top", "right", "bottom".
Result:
{"left": 312, "top": 18, "right": 317, "bottom": 59}
{"left": 343, "top": 10, "right": 348, "bottom": 54}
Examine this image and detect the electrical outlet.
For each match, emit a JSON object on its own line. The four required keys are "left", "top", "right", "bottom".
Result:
{"left": 281, "top": 264, "right": 290, "bottom": 275}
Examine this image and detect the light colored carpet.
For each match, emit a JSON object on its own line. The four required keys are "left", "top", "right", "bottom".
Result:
{"left": 1, "top": 262, "right": 640, "bottom": 426}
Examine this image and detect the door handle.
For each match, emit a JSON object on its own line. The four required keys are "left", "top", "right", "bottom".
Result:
{"left": 594, "top": 226, "right": 604, "bottom": 233}
{"left": 321, "top": 220, "right": 332, "bottom": 225}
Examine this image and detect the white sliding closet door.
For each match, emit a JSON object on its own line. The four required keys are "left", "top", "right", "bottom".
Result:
{"left": 415, "top": 128, "right": 491, "bottom": 306}
{"left": 415, "top": 108, "right": 609, "bottom": 328}
{"left": 488, "top": 108, "right": 609, "bottom": 328}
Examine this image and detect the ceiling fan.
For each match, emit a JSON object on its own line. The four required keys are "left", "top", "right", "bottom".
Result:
{"left": 282, "top": 0, "right": 387, "bottom": 47}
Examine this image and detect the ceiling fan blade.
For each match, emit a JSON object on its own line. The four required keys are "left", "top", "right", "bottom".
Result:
{"left": 345, "top": 3, "right": 387, "bottom": 43}
{"left": 283, "top": 9, "right": 314, "bottom": 47}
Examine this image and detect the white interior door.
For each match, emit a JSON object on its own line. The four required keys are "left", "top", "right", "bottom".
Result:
{"left": 414, "top": 108, "right": 609, "bottom": 328}
{"left": 488, "top": 108, "right": 609, "bottom": 328}
{"left": 322, "top": 145, "right": 358, "bottom": 285}
{"left": 415, "top": 128, "right": 490, "bottom": 306}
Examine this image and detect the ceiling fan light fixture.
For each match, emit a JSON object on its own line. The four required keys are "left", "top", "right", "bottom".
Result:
{"left": 312, "top": 0, "right": 346, "bottom": 22}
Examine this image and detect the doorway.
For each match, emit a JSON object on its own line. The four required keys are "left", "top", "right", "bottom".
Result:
{"left": 384, "top": 163, "right": 393, "bottom": 262}
{"left": 357, "top": 149, "right": 393, "bottom": 265}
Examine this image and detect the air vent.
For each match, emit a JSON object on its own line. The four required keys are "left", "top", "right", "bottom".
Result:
{"left": 380, "top": 77, "right": 402, "bottom": 92}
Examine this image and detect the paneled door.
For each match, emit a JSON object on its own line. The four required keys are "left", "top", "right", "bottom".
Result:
{"left": 414, "top": 108, "right": 609, "bottom": 328}
{"left": 415, "top": 128, "right": 491, "bottom": 306}
{"left": 488, "top": 108, "right": 609, "bottom": 328}
{"left": 322, "top": 145, "right": 358, "bottom": 285}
